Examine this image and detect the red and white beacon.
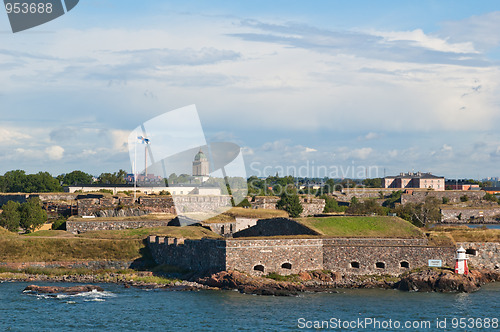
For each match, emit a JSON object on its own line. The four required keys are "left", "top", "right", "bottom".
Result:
{"left": 455, "top": 246, "right": 469, "bottom": 275}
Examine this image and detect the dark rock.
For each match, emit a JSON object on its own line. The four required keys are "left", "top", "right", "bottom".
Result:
{"left": 396, "top": 269, "right": 482, "bottom": 293}
{"left": 197, "top": 270, "right": 304, "bottom": 296}
{"left": 24, "top": 284, "right": 104, "bottom": 295}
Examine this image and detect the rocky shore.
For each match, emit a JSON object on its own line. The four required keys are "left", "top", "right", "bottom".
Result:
{"left": 3, "top": 268, "right": 500, "bottom": 296}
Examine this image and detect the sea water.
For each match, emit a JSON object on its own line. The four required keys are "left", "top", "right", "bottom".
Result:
{"left": 0, "top": 281, "right": 499, "bottom": 331}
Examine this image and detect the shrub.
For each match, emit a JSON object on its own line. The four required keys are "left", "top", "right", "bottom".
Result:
{"left": 460, "top": 195, "right": 468, "bottom": 202}
{"left": 236, "top": 198, "right": 251, "bottom": 208}
{"left": 51, "top": 216, "right": 67, "bottom": 230}
{"left": 442, "top": 197, "right": 449, "bottom": 204}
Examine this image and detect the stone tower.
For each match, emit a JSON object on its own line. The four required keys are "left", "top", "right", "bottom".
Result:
{"left": 192, "top": 149, "right": 209, "bottom": 178}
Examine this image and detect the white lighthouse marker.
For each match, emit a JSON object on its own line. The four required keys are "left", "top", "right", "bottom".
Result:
{"left": 455, "top": 246, "right": 469, "bottom": 275}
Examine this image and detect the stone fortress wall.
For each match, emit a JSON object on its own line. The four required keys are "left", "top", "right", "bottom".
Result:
{"left": 441, "top": 207, "right": 500, "bottom": 223}
{"left": 401, "top": 190, "right": 485, "bottom": 204}
{"left": 250, "top": 196, "right": 325, "bottom": 217}
{"left": 147, "top": 236, "right": 493, "bottom": 277}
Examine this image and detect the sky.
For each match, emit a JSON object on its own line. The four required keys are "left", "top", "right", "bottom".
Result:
{"left": 1, "top": 1, "right": 500, "bottom": 179}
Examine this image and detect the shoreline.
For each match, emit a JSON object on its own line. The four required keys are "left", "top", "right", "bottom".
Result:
{"left": 2, "top": 268, "right": 499, "bottom": 295}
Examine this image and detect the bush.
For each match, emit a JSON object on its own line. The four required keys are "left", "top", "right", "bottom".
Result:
{"left": 51, "top": 216, "right": 67, "bottom": 230}
{"left": 321, "top": 195, "right": 346, "bottom": 213}
{"left": 236, "top": 198, "right": 251, "bottom": 208}
{"left": 460, "top": 195, "right": 468, "bottom": 202}
{"left": 442, "top": 197, "right": 449, "bottom": 204}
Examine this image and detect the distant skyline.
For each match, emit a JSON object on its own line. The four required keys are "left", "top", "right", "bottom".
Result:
{"left": 2, "top": 1, "right": 500, "bottom": 179}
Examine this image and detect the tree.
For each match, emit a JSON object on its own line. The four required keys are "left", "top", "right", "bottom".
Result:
{"left": 19, "top": 197, "right": 47, "bottom": 233}
{"left": 362, "top": 178, "right": 382, "bottom": 188}
{"left": 58, "top": 170, "right": 93, "bottom": 186}
{"left": 276, "top": 190, "right": 303, "bottom": 218}
{"left": 97, "top": 170, "right": 127, "bottom": 184}
{"left": 382, "top": 190, "right": 402, "bottom": 208}
{"left": 346, "top": 198, "right": 387, "bottom": 216}
{"left": 0, "top": 170, "right": 62, "bottom": 193}
{"left": 321, "top": 195, "right": 346, "bottom": 213}
{"left": 0, "top": 201, "right": 21, "bottom": 232}
{"left": 395, "top": 197, "right": 441, "bottom": 227}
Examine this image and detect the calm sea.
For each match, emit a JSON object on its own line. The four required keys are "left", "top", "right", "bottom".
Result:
{"left": 0, "top": 281, "right": 499, "bottom": 331}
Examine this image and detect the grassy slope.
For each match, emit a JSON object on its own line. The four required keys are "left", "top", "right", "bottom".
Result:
{"left": 77, "top": 226, "right": 221, "bottom": 240}
{"left": 205, "top": 207, "right": 288, "bottom": 223}
{"left": 429, "top": 225, "right": 500, "bottom": 243}
{"left": 298, "top": 216, "right": 425, "bottom": 239}
{"left": 0, "top": 226, "right": 220, "bottom": 262}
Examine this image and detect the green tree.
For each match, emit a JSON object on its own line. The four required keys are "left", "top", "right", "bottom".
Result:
{"left": 276, "top": 190, "right": 303, "bottom": 218}
{"left": 58, "top": 170, "right": 94, "bottom": 186}
{"left": 19, "top": 197, "right": 47, "bottom": 233}
{"left": 0, "top": 201, "right": 21, "bottom": 232}
{"left": 362, "top": 178, "right": 382, "bottom": 188}
{"left": 2, "top": 170, "right": 27, "bottom": 192}
{"left": 394, "top": 197, "right": 441, "bottom": 227}
{"left": 321, "top": 195, "right": 346, "bottom": 213}
{"left": 97, "top": 170, "right": 127, "bottom": 184}
{"left": 382, "top": 190, "right": 402, "bottom": 208}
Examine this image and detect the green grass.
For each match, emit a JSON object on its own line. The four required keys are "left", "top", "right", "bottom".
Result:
{"left": 429, "top": 226, "right": 500, "bottom": 243}
{"left": 77, "top": 226, "right": 221, "bottom": 240}
{"left": 298, "top": 216, "right": 424, "bottom": 238}
{"left": 0, "top": 237, "right": 144, "bottom": 262}
{"left": 23, "top": 230, "right": 68, "bottom": 237}
{"left": 205, "top": 207, "right": 288, "bottom": 223}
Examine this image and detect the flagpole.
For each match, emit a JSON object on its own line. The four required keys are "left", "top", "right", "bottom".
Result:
{"left": 134, "top": 133, "right": 137, "bottom": 203}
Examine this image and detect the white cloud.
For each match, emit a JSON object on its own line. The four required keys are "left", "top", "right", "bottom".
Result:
{"left": 372, "top": 29, "right": 477, "bottom": 54}
{"left": 45, "top": 145, "right": 65, "bottom": 160}
{"left": 0, "top": 127, "right": 32, "bottom": 144}
{"left": 305, "top": 147, "right": 317, "bottom": 153}
{"left": 351, "top": 147, "right": 373, "bottom": 160}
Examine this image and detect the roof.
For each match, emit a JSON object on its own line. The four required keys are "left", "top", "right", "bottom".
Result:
{"left": 194, "top": 150, "right": 207, "bottom": 161}
{"left": 385, "top": 172, "right": 444, "bottom": 180}
{"left": 483, "top": 187, "right": 500, "bottom": 192}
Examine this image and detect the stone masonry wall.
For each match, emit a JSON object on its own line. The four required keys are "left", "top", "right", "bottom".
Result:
{"left": 225, "top": 238, "right": 324, "bottom": 276}
{"left": 0, "top": 260, "right": 139, "bottom": 270}
{"left": 66, "top": 219, "right": 174, "bottom": 234}
{"left": 441, "top": 208, "right": 500, "bottom": 223}
{"left": 148, "top": 236, "right": 471, "bottom": 276}
{"left": 457, "top": 242, "right": 500, "bottom": 270}
{"left": 300, "top": 197, "right": 326, "bottom": 217}
{"left": 251, "top": 196, "right": 279, "bottom": 209}
{"left": 322, "top": 238, "right": 455, "bottom": 275}
{"left": 147, "top": 236, "right": 226, "bottom": 272}
{"left": 401, "top": 190, "right": 485, "bottom": 204}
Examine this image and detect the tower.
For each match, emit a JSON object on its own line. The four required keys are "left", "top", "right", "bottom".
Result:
{"left": 192, "top": 149, "right": 209, "bottom": 181}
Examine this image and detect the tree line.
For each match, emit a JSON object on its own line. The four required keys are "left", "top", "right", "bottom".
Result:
{"left": 0, "top": 169, "right": 129, "bottom": 193}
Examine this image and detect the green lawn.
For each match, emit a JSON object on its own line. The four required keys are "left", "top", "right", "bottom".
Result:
{"left": 298, "top": 216, "right": 424, "bottom": 238}
{"left": 0, "top": 225, "right": 220, "bottom": 262}
{"left": 77, "top": 226, "right": 221, "bottom": 240}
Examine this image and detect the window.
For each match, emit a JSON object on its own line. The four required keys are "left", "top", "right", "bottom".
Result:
{"left": 400, "top": 261, "right": 409, "bottom": 268}
{"left": 466, "top": 248, "right": 477, "bottom": 256}
{"left": 253, "top": 265, "right": 265, "bottom": 272}
{"left": 375, "top": 262, "right": 385, "bottom": 269}
{"left": 350, "top": 261, "right": 360, "bottom": 268}
{"left": 281, "top": 262, "right": 292, "bottom": 269}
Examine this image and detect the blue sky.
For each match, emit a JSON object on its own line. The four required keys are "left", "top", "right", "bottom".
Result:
{"left": 1, "top": 1, "right": 500, "bottom": 179}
